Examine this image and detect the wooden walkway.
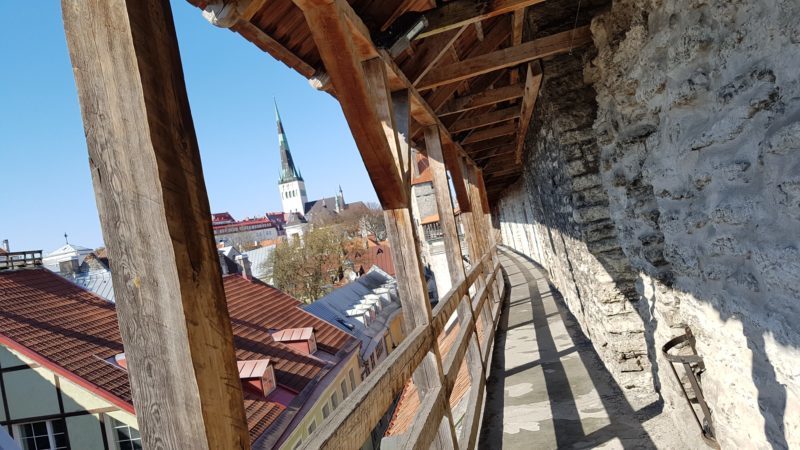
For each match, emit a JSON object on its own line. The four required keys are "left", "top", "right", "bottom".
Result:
{"left": 480, "top": 248, "right": 670, "bottom": 449}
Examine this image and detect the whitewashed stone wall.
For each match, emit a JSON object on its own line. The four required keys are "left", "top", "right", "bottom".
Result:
{"left": 497, "top": 1, "right": 800, "bottom": 447}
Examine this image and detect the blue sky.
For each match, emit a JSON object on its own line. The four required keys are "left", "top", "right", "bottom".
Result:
{"left": 0, "top": 1, "right": 376, "bottom": 253}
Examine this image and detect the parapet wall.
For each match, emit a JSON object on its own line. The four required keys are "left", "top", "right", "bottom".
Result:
{"left": 496, "top": 1, "right": 800, "bottom": 447}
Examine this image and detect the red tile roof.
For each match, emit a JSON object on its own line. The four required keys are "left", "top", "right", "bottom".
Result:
{"left": 350, "top": 240, "right": 396, "bottom": 277}
{"left": 0, "top": 269, "right": 356, "bottom": 443}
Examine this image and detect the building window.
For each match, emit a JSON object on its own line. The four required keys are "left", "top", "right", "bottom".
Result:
{"left": 109, "top": 418, "right": 142, "bottom": 450}
{"left": 293, "top": 439, "right": 302, "bottom": 450}
{"left": 340, "top": 380, "right": 349, "bottom": 399}
{"left": 322, "top": 403, "right": 330, "bottom": 418}
{"left": 307, "top": 419, "right": 316, "bottom": 435}
{"left": 16, "top": 419, "right": 67, "bottom": 450}
{"left": 331, "top": 392, "right": 339, "bottom": 408}
{"left": 348, "top": 368, "right": 357, "bottom": 391}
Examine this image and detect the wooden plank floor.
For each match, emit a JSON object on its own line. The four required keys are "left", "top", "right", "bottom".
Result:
{"left": 479, "top": 247, "right": 679, "bottom": 449}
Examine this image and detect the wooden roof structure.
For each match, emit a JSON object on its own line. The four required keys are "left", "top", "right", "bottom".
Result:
{"left": 188, "top": 0, "right": 597, "bottom": 202}
{"left": 60, "top": 1, "right": 603, "bottom": 449}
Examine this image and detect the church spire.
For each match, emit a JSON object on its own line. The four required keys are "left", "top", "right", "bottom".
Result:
{"left": 275, "top": 99, "right": 302, "bottom": 184}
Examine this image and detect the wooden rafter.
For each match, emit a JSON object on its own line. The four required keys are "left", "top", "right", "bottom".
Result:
{"left": 450, "top": 106, "right": 520, "bottom": 133}
{"left": 439, "top": 83, "right": 524, "bottom": 116}
{"left": 232, "top": 21, "right": 315, "bottom": 78}
{"left": 510, "top": 9, "right": 525, "bottom": 83}
{"left": 515, "top": 61, "right": 542, "bottom": 163}
{"left": 402, "top": 27, "right": 466, "bottom": 86}
{"left": 424, "top": 18, "right": 511, "bottom": 112}
{"left": 418, "top": 26, "right": 591, "bottom": 90}
{"left": 462, "top": 135, "right": 515, "bottom": 154}
{"left": 462, "top": 120, "right": 516, "bottom": 144}
{"left": 416, "top": 0, "right": 547, "bottom": 40}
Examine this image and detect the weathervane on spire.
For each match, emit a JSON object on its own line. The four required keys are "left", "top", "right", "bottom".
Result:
{"left": 64, "top": 233, "right": 69, "bottom": 245}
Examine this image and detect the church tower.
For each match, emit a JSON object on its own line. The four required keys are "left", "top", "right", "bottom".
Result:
{"left": 275, "top": 101, "right": 307, "bottom": 214}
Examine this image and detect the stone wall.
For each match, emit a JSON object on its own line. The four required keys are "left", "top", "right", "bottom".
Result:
{"left": 497, "top": 0, "right": 800, "bottom": 448}
{"left": 497, "top": 50, "right": 655, "bottom": 402}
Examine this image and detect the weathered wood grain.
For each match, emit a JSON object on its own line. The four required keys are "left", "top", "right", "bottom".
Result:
{"left": 62, "top": 1, "right": 249, "bottom": 448}
{"left": 450, "top": 106, "right": 520, "bottom": 133}
{"left": 418, "top": 26, "right": 591, "bottom": 90}
{"left": 301, "top": 326, "right": 433, "bottom": 449}
{"left": 439, "top": 83, "right": 524, "bottom": 116}
{"left": 515, "top": 61, "right": 543, "bottom": 163}
{"left": 416, "top": 0, "right": 547, "bottom": 40}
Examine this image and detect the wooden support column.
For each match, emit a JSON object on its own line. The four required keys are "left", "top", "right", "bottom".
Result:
{"left": 293, "top": 2, "right": 457, "bottom": 447}
{"left": 445, "top": 148, "right": 493, "bottom": 339}
{"left": 424, "top": 126, "right": 486, "bottom": 448}
{"left": 474, "top": 166, "right": 502, "bottom": 304}
{"left": 62, "top": 1, "right": 249, "bottom": 449}
{"left": 292, "top": 0, "right": 407, "bottom": 208}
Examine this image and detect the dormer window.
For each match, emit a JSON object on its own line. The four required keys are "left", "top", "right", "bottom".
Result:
{"left": 271, "top": 327, "right": 317, "bottom": 355}
{"left": 237, "top": 359, "right": 276, "bottom": 397}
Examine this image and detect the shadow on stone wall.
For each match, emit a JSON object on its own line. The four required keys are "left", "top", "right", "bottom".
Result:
{"left": 493, "top": 31, "right": 798, "bottom": 448}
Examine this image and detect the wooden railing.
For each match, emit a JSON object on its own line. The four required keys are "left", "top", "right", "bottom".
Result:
{"left": 0, "top": 250, "right": 43, "bottom": 271}
{"left": 303, "top": 245, "right": 503, "bottom": 449}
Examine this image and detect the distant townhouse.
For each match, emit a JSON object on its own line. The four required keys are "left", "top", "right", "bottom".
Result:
{"left": 0, "top": 263, "right": 367, "bottom": 449}
{"left": 212, "top": 212, "right": 280, "bottom": 249}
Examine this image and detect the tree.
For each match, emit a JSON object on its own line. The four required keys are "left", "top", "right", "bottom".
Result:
{"left": 360, "top": 203, "right": 387, "bottom": 241}
{"left": 269, "top": 226, "right": 349, "bottom": 302}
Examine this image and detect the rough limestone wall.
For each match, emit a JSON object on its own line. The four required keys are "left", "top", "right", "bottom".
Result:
{"left": 496, "top": 50, "right": 655, "bottom": 401}
{"left": 589, "top": 0, "right": 800, "bottom": 447}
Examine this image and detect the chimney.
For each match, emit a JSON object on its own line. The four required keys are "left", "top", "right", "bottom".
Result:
{"left": 236, "top": 254, "right": 252, "bottom": 279}
{"left": 59, "top": 257, "right": 80, "bottom": 276}
{"left": 218, "top": 252, "right": 229, "bottom": 275}
{"left": 1, "top": 240, "right": 8, "bottom": 252}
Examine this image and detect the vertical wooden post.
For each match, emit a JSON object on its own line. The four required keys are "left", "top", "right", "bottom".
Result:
{"left": 424, "top": 126, "right": 486, "bottom": 448}
{"left": 443, "top": 147, "right": 493, "bottom": 339}
{"left": 62, "top": 1, "right": 249, "bottom": 449}
{"left": 366, "top": 54, "right": 457, "bottom": 450}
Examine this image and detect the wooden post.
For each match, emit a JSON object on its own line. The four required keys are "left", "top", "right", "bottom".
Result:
{"left": 424, "top": 126, "right": 486, "bottom": 448}
{"left": 62, "top": 1, "right": 249, "bottom": 449}
{"left": 444, "top": 147, "right": 493, "bottom": 341}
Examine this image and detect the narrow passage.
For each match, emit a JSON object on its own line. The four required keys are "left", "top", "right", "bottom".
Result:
{"left": 480, "top": 247, "right": 675, "bottom": 449}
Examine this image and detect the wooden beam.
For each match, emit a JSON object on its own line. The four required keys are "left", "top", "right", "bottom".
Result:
{"left": 510, "top": 9, "right": 525, "bottom": 83}
{"left": 462, "top": 135, "right": 515, "bottom": 154}
{"left": 438, "top": 83, "right": 524, "bottom": 116}
{"left": 62, "top": 1, "right": 249, "bottom": 449}
{"left": 237, "top": 0, "right": 267, "bottom": 21}
{"left": 418, "top": 26, "right": 591, "bottom": 90}
{"left": 474, "top": 143, "right": 516, "bottom": 163}
{"left": 515, "top": 61, "right": 543, "bottom": 163}
{"left": 416, "top": 0, "right": 547, "bottom": 40}
{"left": 384, "top": 208, "right": 458, "bottom": 449}
{"left": 292, "top": 0, "right": 407, "bottom": 208}
{"left": 232, "top": 21, "right": 316, "bottom": 78}
{"left": 449, "top": 106, "right": 519, "bottom": 133}
{"left": 462, "top": 120, "right": 517, "bottom": 145}
{"left": 402, "top": 27, "right": 466, "bottom": 86}
{"left": 443, "top": 143, "right": 472, "bottom": 213}
{"left": 424, "top": 19, "right": 511, "bottom": 112}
